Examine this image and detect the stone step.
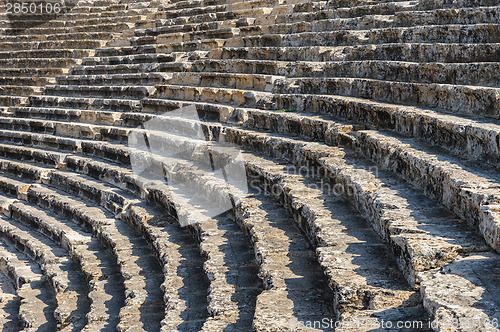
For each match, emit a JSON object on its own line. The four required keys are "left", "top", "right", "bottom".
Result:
{"left": 229, "top": 0, "right": 282, "bottom": 12}
{"left": 0, "top": 271, "right": 19, "bottom": 330}
{"left": 102, "top": 156, "right": 261, "bottom": 329}
{"left": 271, "top": 1, "right": 417, "bottom": 24}
{"left": 0, "top": 49, "right": 92, "bottom": 60}
{"left": 159, "top": 3, "right": 228, "bottom": 19}
{"left": 418, "top": 0, "right": 500, "bottom": 10}
{"left": 0, "top": 39, "right": 105, "bottom": 51}
{"left": 212, "top": 124, "right": 500, "bottom": 326}
{"left": 235, "top": 195, "right": 335, "bottom": 331}
{"left": 286, "top": 77, "right": 500, "bottom": 119}
{"left": 394, "top": 5, "right": 500, "bottom": 26}
{"left": 12, "top": 100, "right": 230, "bottom": 127}
{"left": 281, "top": 60, "right": 500, "bottom": 87}
{"left": 216, "top": 43, "right": 500, "bottom": 63}
{"left": 349, "top": 129, "right": 500, "bottom": 251}
{"left": 131, "top": 27, "right": 239, "bottom": 46}
{"left": 1, "top": 151, "right": 217, "bottom": 331}
{"left": 0, "top": 107, "right": 12, "bottom": 118}
{"left": 0, "top": 77, "right": 55, "bottom": 87}
{"left": 121, "top": 203, "right": 210, "bottom": 332}
{"left": 46, "top": 170, "right": 141, "bottom": 215}
{"left": 191, "top": 58, "right": 285, "bottom": 75}
{"left": 193, "top": 112, "right": 500, "bottom": 253}
{"left": 6, "top": 197, "right": 124, "bottom": 330}
{"left": 0, "top": 127, "right": 492, "bottom": 326}
{"left": 43, "top": 85, "right": 156, "bottom": 100}
{"left": 141, "top": 98, "right": 233, "bottom": 120}
{"left": 95, "top": 45, "right": 159, "bottom": 57}
{"left": 142, "top": 10, "right": 236, "bottom": 29}
{"left": 0, "top": 135, "right": 333, "bottom": 328}
{"left": 0, "top": 143, "right": 69, "bottom": 168}
{"left": 0, "top": 3, "right": 127, "bottom": 13}
{"left": 135, "top": 20, "right": 236, "bottom": 38}
{"left": 29, "top": 95, "right": 142, "bottom": 112}
{"left": 70, "top": 61, "right": 189, "bottom": 76}
{"left": 0, "top": 67, "right": 66, "bottom": 78}
{"left": 2, "top": 96, "right": 492, "bottom": 187}
{"left": 259, "top": 14, "right": 396, "bottom": 36}
{"left": 0, "top": 22, "right": 134, "bottom": 35}
{"left": 157, "top": 38, "right": 226, "bottom": 53}
{"left": 417, "top": 252, "right": 500, "bottom": 331}
{"left": 29, "top": 89, "right": 266, "bottom": 113}
{"left": 160, "top": 0, "right": 228, "bottom": 11}
{"left": 0, "top": 124, "right": 442, "bottom": 326}
{"left": 243, "top": 97, "right": 500, "bottom": 167}
{"left": 185, "top": 211, "right": 260, "bottom": 330}
{"left": 166, "top": 72, "right": 280, "bottom": 91}
{"left": 191, "top": 57, "right": 500, "bottom": 88}
{"left": 25, "top": 184, "right": 165, "bottom": 331}
{"left": 155, "top": 3, "right": 276, "bottom": 22}
{"left": 241, "top": 157, "right": 429, "bottom": 325}
{"left": 11, "top": 96, "right": 500, "bottom": 178}
{"left": 0, "top": 14, "right": 146, "bottom": 29}
{"left": 40, "top": 128, "right": 252, "bottom": 328}
{"left": 55, "top": 73, "right": 172, "bottom": 86}
{"left": 0, "top": 9, "right": 142, "bottom": 22}
{"left": 231, "top": 23, "right": 500, "bottom": 48}
{"left": 154, "top": 84, "right": 275, "bottom": 108}
{"left": 0, "top": 240, "right": 57, "bottom": 330}
{"left": 0, "top": 200, "right": 89, "bottom": 328}
{"left": 0, "top": 128, "right": 83, "bottom": 157}
{"left": 81, "top": 53, "right": 176, "bottom": 66}
{"left": 36, "top": 171, "right": 215, "bottom": 331}
{"left": 0, "top": 96, "right": 29, "bottom": 107}
{"left": 0, "top": 168, "right": 41, "bottom": 200}
{"left": 0, "top": 57, "right": 79, "bottom": 68}
{"left": 0, "top": 157, "right": 54, "bottom": 184}
{"left": 10, "top": 106, "right": 154, "bottom": 128}
{"left": 276, "top": 3, "right": 499, "bottom": 29}
{"left": 327, "top": 0, "right": 416, "bottom": 9}
{"left": 68, "top": 120, "right": 430, "bottom": 327}
{"left": 52, "top": 141, "right": 333, "bottom": 330}
{"left": 0, "top": 31, "right": 115, "bottom": 43}
{"left": 0, "top": 152, "right": 206, "bottom": 332}
{"left": 272, "top": 92, "right": 500, "bottom": 168}
{"left": 0, "top": 86, "right": 41, "bottom": 97}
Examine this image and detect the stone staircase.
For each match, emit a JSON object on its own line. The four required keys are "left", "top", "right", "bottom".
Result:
{"left": 0, "top": 0, "right": 162, "bottom": 113}
{"left": 0, "top": 0, "right": 499, "bottom": 330}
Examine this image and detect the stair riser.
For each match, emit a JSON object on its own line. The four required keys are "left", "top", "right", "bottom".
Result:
{"left": 291, "top": 78, "right": 500, "bottom": 119}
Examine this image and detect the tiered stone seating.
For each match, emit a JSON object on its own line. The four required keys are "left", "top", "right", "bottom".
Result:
{"left": 0, "top": 0, "right": 160, "bottom": 113}
{"left": 1, "top": 0, "right": 499, "bottom": 330}
{"left": 0, "top": 239, "right": 57, "bottom": 330}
